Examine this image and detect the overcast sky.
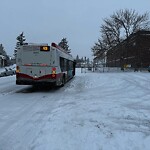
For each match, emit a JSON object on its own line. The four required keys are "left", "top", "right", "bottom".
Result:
{"left": 0, "top": 0, "right": 150, "bottom": 59}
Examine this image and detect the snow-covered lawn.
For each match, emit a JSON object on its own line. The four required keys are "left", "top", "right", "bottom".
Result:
{"left": 0, "top": 68, "right": 150, "bottom": 150}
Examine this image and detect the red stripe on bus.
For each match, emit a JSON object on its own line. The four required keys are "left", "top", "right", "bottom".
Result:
{"left": 16, "top": 73, "right": 63, "bottom": 80}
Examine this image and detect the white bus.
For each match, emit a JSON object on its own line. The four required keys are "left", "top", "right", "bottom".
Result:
{"left": 16, "top": 42, "right": 76, "bottom": 86}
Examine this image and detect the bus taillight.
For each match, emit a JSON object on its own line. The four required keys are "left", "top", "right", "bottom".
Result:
{"left": 52, "top": 67, "right": 56, "bottom": 71}
{"left": 16, "top": 66, "right": 20, "bottom": 73}
{"left": 51, "top": 68, "right": 56, "bottom": 78}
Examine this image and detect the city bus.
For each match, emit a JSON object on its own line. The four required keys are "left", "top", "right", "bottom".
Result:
{"left": 16, "top": 42, "right": 75, "bottom": 86}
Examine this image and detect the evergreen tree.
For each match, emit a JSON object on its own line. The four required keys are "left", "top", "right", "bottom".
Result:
{"left": 76, "top": 55, "right": 79, "bottom": 62}
{"left": 14, "top": 32, "right": 26, "bottom": 58}
{"left": 87, "top": 58, "right": 90, "bottom": 64}
{"left": 58, "top": 38, "right": 71, "bottom": 53}
{"left": 81, "top": 57, "right": 84, "bottom": 62}
{"left": 0, "top": 44, "right": 7, "bottom": 56}
{"left": 17, "top": 32, "right": 26, "bottom": 45}
{"left": 0, "top": 44, "right": 10, "bottom": 66}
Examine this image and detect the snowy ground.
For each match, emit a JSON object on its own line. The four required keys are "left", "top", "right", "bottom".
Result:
{"left": 0, "top": 68, "right": 150, "bottom": 150}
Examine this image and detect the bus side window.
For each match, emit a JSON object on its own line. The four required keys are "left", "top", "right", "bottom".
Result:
{"left": 67, "top": 60, "right": 69, "bottom": 71}
{"left": 69, "top": 61, "right": 73, "bottom": 69}
{"left": 64, "top": 59, "right": 67, "bottom": 71}
{"left": 60, "top": 57, "right": 64, "bottom": 72}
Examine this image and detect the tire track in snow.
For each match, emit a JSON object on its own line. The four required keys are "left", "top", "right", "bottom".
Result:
{"left": 0, "top": 86, "right": 65, "bottom": 150}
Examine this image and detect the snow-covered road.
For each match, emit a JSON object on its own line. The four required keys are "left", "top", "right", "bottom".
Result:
{"left": 0, "top": 69, "right": 150, "bottom": 150}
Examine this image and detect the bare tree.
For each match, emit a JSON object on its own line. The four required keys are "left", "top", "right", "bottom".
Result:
{"left": 92, "top": 9, "right": 150, "bottom": 58}
{"left": 91, "top": 39, "right": 106, "bottom": 57}
{"left": 111, "top": 9, "right": 150, "bottom": 39}
{"left": 100, "top": 9, "right": 150, "bottom": 50}
{"left": 101, "top": 17, "right": 122, "bottom": 48}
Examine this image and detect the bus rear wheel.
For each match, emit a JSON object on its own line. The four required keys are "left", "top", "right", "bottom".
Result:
{"left": 61, "top": 76, "right": 65, "bottom": 87}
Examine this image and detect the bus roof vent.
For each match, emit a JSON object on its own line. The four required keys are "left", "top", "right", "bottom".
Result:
{"left": 27, "top": 43, "right": 48, "bottom": 46}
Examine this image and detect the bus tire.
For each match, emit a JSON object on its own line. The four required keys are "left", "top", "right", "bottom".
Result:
{"left": 61, "top": 76, "right": 65, "bottom": 87}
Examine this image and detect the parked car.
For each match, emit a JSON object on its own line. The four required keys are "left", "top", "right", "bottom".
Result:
{"left": 0, "top": 68, "right": 16, "bottom": 77}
